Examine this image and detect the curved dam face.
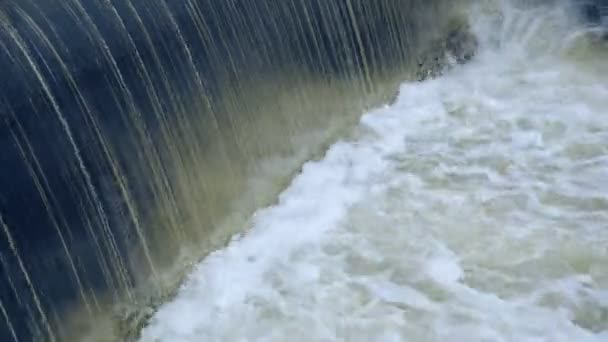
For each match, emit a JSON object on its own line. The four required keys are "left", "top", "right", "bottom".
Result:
{"left": 0, "top": 1, "right": 463, "bottom": 340}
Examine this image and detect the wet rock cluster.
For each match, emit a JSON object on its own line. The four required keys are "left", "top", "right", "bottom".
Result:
{"left": 415, "top": 22, "right": 479, "bottom": 81}
{"left": 577, "top": 0, "right": 608, "bottom": 26}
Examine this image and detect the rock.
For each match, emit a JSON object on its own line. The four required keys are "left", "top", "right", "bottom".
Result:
{"left": 415, "top": 22, "right": 478, "bottom": 81}
{"left": 446, "top": 25, "right": 479, "bottom": 64}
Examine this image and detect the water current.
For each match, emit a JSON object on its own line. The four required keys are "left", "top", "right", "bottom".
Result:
{"left": 141, "top": 1, "right": 608, "bottom": 340}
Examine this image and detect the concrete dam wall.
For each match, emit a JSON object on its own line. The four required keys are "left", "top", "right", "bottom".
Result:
{"left": 0, "top": 1, "right": 464, "bottom": 340}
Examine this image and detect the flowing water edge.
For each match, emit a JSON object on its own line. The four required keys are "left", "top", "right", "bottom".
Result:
{"left": 141, "top": 1, "right": 608, "bottom": 341}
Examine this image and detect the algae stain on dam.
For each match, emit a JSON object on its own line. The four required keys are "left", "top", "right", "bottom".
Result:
{"left": 0, "top": 0, "right": 465, "bottom": 340}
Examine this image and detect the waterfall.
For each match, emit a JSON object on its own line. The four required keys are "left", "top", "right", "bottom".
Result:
{"left": 0, "top": 1, "right": 465, "bottom": 340}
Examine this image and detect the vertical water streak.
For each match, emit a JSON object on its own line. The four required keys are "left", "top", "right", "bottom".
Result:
{"left": 1, "top": 12, "right": 135, "bottom": 301}
{"left": 0, "top": 214, "right": 56, "bottom": 342}
{"left": 5, "top": 101, "right": 94, "bottom": 315}
{"left": 0, "top": 298, "right": 18, "bottom": 342}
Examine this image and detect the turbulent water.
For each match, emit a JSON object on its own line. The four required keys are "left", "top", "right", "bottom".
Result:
{"left": 140, "top": 1, "right": 608, "bottom": 341}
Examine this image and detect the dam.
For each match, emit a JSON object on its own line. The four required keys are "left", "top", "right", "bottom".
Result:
{"left": 1, "top": 0, "right": 608, "bottom": 341}
{"left": 0, "top": 0, "right": 463, "bottom": 340}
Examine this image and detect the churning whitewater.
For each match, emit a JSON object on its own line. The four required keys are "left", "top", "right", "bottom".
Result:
{"left": 140, "top": 1, "right": 608, "bottom": 341}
